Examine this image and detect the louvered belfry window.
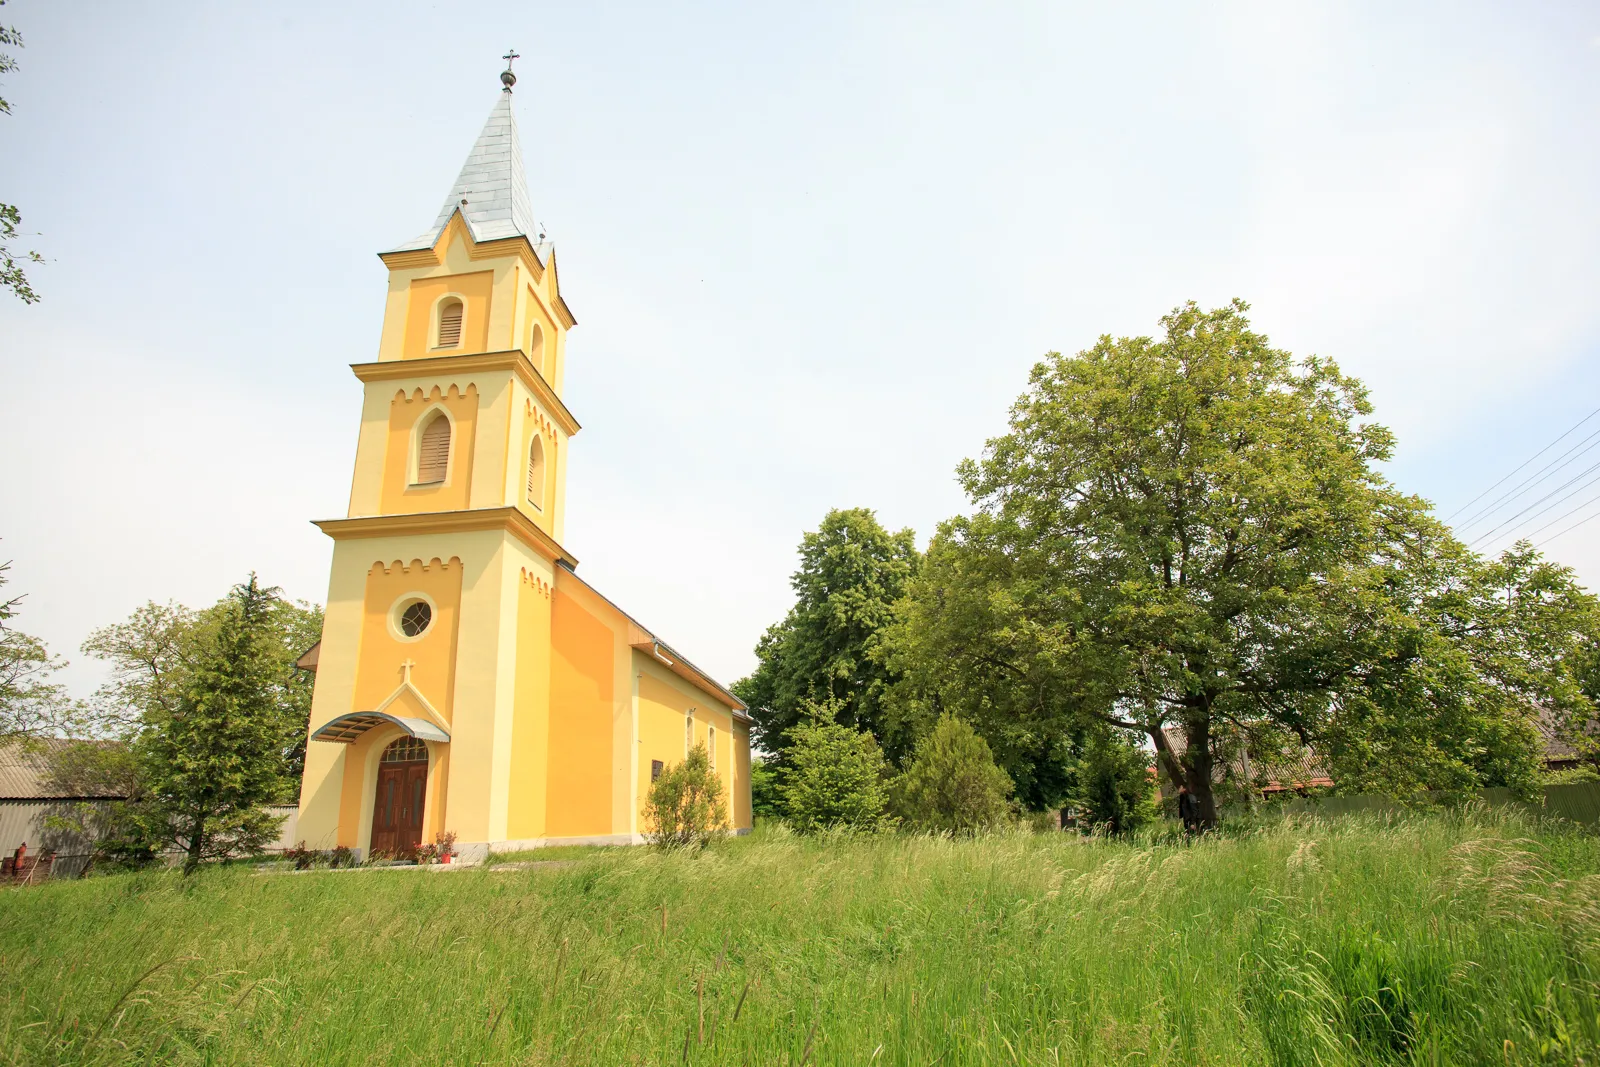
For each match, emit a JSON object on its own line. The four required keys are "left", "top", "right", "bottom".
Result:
{"left": 437, "top": 299, "right": 464, "bottom": 348}
{"left": 527, "top": 436, "right": 545, "bottom": 509}
{"left": 416, "top": 413, "right": 450, "bottom": 484}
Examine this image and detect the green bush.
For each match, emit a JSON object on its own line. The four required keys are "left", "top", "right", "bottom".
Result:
{"left": 749, "top": 757, "right": 782, "bottom": 818}
{"left": 781, "top": 702, "right": 894, "bottom": 833}
{"left": 641, "top": 743, "right": 727, "bottom": 849}
{"left": 1542, "top": 764, "right": 1600, "bottom": 785}
{"left": 893, "top": 714, "right": 1014, "bottom": 834}
{"left": 1072, "top": 726, "right": 1158, "bottom": 836}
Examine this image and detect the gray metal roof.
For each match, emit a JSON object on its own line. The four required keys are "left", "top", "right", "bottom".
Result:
{"left": 391, "top": 91, "right": 542, "bottom": 253}
{"left": 0, "top": 738, "right": 126, "bottom": 800}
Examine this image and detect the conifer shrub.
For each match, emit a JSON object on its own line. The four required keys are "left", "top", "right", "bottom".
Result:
{"left": 1072, "top": 726, "right": 1158, "bottom": 836}
{"left": 642, "top": 743, "right": 728, "bottom": 849}
{"left": 781, "top": 700, "right": 894, "bottom": 833}
{"left": 893, "top": 714, "right": 1014, "bottom": 834}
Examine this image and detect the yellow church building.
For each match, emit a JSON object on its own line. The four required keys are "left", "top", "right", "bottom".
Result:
{"left": 294, "top": 64, "right": 751, "bottom": 861}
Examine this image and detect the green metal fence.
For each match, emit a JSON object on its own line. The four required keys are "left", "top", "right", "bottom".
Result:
{"left": 1274, "top": 782, "right": 1600, "bottom": 827}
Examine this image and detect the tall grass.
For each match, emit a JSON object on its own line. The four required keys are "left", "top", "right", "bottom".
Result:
{"left": 0, "top": 810, "right": 1596, "bottom": 1065}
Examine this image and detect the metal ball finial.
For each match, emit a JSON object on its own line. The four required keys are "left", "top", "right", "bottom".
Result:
{"left": 501, "top": 49, "right": 520, "bottom": 92}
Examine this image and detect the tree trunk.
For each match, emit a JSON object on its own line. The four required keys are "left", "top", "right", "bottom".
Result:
{"left": 182, "top": 815, "right": 205, "bottom": 876}
{"left": 1185, "top": 719, "right": 1219, "bottom": 830}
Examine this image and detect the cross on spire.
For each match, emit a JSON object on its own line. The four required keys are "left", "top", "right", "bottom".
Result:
{"left": 501, "top": 49, "right": 520, "bottom": 92}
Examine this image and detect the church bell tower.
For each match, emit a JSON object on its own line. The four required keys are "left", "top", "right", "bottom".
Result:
{"left": 295, "top": 57, "right": 584, "bottom": 855}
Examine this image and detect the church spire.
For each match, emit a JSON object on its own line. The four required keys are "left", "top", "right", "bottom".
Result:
{"left": 391, "top": 61, "right": 539, "bottom": 253}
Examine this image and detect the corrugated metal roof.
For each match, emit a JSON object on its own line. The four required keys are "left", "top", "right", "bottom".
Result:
{"left": 0, "top": 739, "right": 126, "bottom": 800}
{"left": 390, "top": 91, "right": 543, "bottom": 254}
{"left": 1160, "top": 728, "right": 1333, "bottom": 791}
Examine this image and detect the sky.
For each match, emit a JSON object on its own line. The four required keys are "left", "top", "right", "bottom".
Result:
{"left": 2, "top": 1, "right": 1599, "bottom": 701}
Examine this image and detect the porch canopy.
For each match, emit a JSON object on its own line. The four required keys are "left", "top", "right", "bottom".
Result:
{"left": 311, "top": 712, "right": 450, "bottom": 745}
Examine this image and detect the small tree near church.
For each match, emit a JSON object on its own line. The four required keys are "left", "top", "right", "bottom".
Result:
{"left": 643, "top": 743, "right": 728, "bottom": 849}
{"left": 139, "top": 575, "right": 289, "bottom": 873}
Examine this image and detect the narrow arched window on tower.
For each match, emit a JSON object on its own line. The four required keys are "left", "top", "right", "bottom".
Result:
{"left": 527, "top": 320, "right": 545, "bottom": 372}
{"left": 416, "top": 412, "right": 451, "bottom": 484}
{"left": 437, "top": 299, "right": 464, "bottom": 348}
{"left": 527, "top": 435, "right": 545, "bottom": 510}
{"left": 685, "top": 713, "right": 694, "bottom": 756}
{"left": 709, "top": 725, "right": 716, "bottom": 771}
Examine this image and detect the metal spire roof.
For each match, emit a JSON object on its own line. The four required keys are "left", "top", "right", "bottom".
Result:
{"left": 391, "top": 90, "right": 540, "bottom": 253}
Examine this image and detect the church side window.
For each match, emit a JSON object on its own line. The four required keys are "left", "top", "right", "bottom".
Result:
{"left": 527, "top": 435, "right": 545, "bottom": 510}
{"left": 436, "top": 298, "right": 464, "bottom": 348}
{"left": 685, "top": 713, "right": 694, "bottom": 755}
{"left": 527, "top": 320, "right": 545, "bottom": 372}
{"left": 416, "top": 411, "right": 451, "bottom": 484}
{"left": 709, "top": 726, "right": 716, "bottom": 771}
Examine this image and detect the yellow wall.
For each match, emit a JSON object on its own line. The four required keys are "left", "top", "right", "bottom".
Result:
{"left": 404, "top": 270, "right": 494, "bottom": 358}
{"left": 352, "top": 557, "right": 462, "bottom": 723}
{"left": 506, "top": 567, "right": 552, "bottom": 840}
{"left": 547, "top": 588, "right": 615, "bottom": 837}
{"left": 636, "top": 670, "right": 740, "bottom": 832}
{"left": 379, "top": 385, "right": 479, "bottom": 514}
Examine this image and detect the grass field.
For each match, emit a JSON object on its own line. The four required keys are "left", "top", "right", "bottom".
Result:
{"left": 1, "top": 812, "right": 1597, "bottom": 1066}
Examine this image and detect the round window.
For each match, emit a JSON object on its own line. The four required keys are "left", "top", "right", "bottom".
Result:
{"left": 398, "top": 600, "right": 433, "bottom": 638}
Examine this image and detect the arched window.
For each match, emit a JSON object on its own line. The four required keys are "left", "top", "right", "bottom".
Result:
{"left": 685, "top": 713, "right": 694, "bottom": 755}
{"left": 415, "top": 411, "right": 450, "bottom": 484}
{"left": 381, "top": 736, "right": 429, "bottom": 763}
{"left": 527, "top": 320, "right": 545, "bottom": 371}
{"left": 436, "top": 299, "right": 464, "bottom": 348}
{"left": 708, "top": 725, "right": 716, "bottom": 771}
{"left": 526, "top": 435, "right": 545, "bottom": 510}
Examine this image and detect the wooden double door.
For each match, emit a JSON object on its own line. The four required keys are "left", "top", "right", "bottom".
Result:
{"left": 371, "top": 758, "right": 428, "bottom": 856}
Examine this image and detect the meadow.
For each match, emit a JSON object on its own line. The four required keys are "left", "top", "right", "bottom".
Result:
{"left": 1, "top": 812, "right": 1597, "bottom": 1066}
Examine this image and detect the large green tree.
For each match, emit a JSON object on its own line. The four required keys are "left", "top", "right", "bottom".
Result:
{"left": 138, "top": 576, "right": 295, "bottom": 873}
{"left": 82, "top": 589, "right": 322, "bottom": 783}
{"left": 733, "top": 508, "right": 919, "bottom": 761}
{"left": 889, "top": 300, "right": 1585, "bottom": 827}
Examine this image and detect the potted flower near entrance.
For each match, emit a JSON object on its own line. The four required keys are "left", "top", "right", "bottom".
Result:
{"left": 416, "top": 831, "right": 458, "bottom": 865}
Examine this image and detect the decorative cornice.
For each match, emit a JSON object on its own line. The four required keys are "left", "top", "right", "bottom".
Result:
{"left": 377, "top": 212, "right": 576, "bottom": 319}
{"left": 314, "top": 507, "right": 578, "bottom": 568}
{"left": 352, "top": 350, "right": 579, "bottom": 436}
{"left": 377, "top": 213, "right": 546, "bottom": 277}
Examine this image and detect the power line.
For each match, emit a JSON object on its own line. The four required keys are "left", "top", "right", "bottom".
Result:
{"left": 1536, "top": 500, "right": 1600, "bottom": 549}
{"left": 1469, "top": 458, "right": 1600, "bottom": 548}
{"left": 1523, "top": 487, "right": 1600, "bottom": 544}
{"left": 1447, "top": 404, "right": 1600, "bottom": 522}
{"left": 1454, "top": 423, "right": 1600, "bottom": 533}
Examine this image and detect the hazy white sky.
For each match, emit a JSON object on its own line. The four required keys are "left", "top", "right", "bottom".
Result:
{"left": 3, "top": 2, "right": 1599, "bottom": 700}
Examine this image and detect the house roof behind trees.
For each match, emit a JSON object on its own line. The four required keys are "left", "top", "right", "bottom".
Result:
{"left": 1159, "top": 728, "right": 1334, "bottom": 793}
